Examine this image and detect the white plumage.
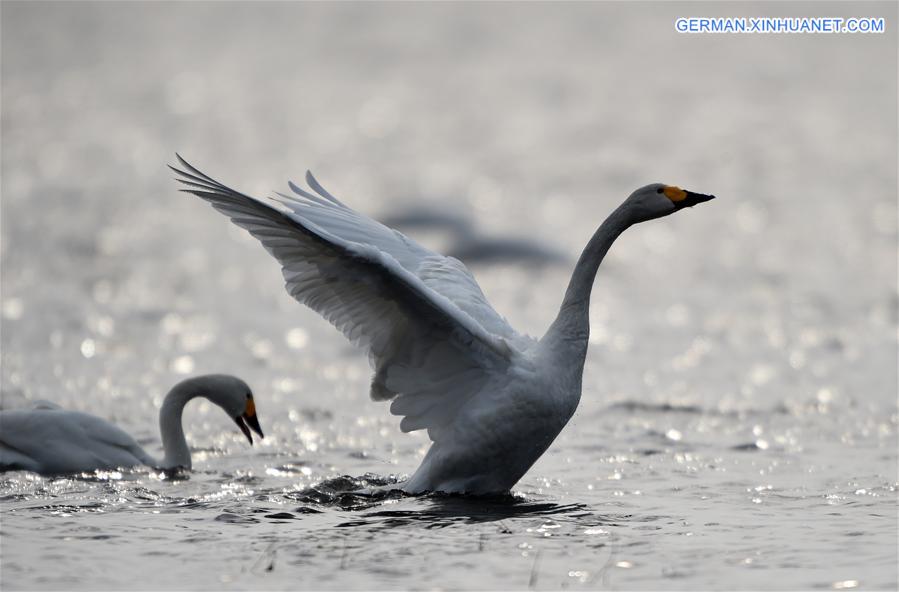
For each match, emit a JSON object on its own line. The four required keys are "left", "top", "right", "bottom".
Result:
{"left": 173, "top": 156, "right": 714, "bottom": 493}
{"left": 1, "top": 405, "right": 157, "bottom": 475}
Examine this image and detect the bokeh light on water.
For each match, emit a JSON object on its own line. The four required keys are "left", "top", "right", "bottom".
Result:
{"left": 1, "top": 2, "right": 897, "bottom": 590}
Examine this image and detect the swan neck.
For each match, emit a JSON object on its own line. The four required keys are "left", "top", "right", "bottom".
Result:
{"left": 158, "top": 383, "right": 195, "bottom": 470}
{"left": 542, "top": 203, "right": 633, "bottom": 353}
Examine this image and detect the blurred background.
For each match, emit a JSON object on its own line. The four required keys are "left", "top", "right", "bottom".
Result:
{"left": 1, "top": 2, "right": 896, "bottom": 590}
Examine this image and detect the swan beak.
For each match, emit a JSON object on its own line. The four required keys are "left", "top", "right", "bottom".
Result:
{"left": 234, "top": 397, "right": 265, "bottom": 444}
{"left": 675, "top": 190, "right": 716, "bottom": 210}
{"left": 244, "top": 412, "right": 264, "bottom": 440}
{"left": 234, "top": 415, "right": 254, "bottom": 444}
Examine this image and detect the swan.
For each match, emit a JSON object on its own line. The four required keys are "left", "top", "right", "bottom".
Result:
{"left": 0, "top": 374, "right": 263, "bottom": 475}
{"left": 172, "top": 156, "right": 714, "bottom": 494}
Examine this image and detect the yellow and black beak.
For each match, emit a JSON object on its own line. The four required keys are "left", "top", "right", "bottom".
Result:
{"left": 234, "top": 396, "right": 264, "bottom": 445}
{"left": 664, "top": 185, "right": 716, "bottom": 210}
{"left": 676, "top": 190, "right": 715, "bottom": 210}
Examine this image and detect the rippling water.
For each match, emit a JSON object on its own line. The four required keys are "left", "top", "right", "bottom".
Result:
{"left": 2, "top": 3, "right": 897, "bottom": 590}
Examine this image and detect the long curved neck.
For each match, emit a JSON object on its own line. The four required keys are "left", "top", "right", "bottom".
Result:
{"left": 158, "top": 382, "right": 197, "bottom": 470}
{"left": 541, "top": 203, "right": 633, "bottom": 364}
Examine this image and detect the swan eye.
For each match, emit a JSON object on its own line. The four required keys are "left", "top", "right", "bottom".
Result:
{"left": 656, "top": 187, "right": 664, "bottom": 194}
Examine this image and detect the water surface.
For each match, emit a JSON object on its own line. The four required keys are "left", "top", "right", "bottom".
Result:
{"left": 1, "top": 3, "right": 896, "bottom": 590}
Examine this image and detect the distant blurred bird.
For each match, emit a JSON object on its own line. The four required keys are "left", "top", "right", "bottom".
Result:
{"left": 380, "top": 206, "right": 568, "bottom": 265}
{"left": 0, "top": 375, "right": 263, "bottom": 475}
{"left": 173, "top": 156, "right": 713, "bottom": 494}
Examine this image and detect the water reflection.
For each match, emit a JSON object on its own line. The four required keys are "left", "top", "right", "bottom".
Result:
{"left": 280, "top": 473, "right": 592, "bottom": 528}
{"left": 343, "top": 495, "right": 590, "bottom": 529}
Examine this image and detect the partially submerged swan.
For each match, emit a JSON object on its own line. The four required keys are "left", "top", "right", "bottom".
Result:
{"left": 0, "top": 374, "right": 263, "bottom": 475}
{"left": 173, "top": 156, "right": 713, "bottom": 493}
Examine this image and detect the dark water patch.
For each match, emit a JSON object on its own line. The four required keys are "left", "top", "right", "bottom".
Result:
{"left": 214, "top": 512, "right": 259, "bottom": 524}
{"left": 61, "top": 534, "right": 118, "bottom": 540}
{"left": 265, "top": 512, "right": 299, "bottom": 520}
{"left": 293, "top": 506, "right": 323, "bottom": 514}
{"left": 608, "top": 400, "right": 791, "bottom": 418}
{"left": 274, "top": 473, "right": 600, "bottom": 530}
{"left": 731, "top": 441, "right": 767, "bottom": 451}
{"left": 284, "top": 473, "right": 406, "bottom": 511}
{"left": 581, "top": 512, "right": 670, "bottom": 528}
{"left": 20, "top": 502, "right": 106, "bottom": 513}
{"left": 635, "top": 448, "right": 665, "bottom": 456}
{"left": 609, "top": 401, "right": 706, "bottom": 415}
{"left": 337, "top": 493, "right": 590, "bottom": 530}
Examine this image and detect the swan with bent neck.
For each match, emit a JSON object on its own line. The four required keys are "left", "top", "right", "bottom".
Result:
{"left": 173, "top": 155, "right": 715, "bottom": 494}
{"left": 0, "top": 374, "right": 263, "bottom": 476}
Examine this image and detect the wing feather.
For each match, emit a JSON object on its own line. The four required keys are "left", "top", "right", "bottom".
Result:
{"left": 172, "top": 160, "right": 512, "bottom": 412}
{"left": 173, "top": 157, "right": 532, "bottom": 441}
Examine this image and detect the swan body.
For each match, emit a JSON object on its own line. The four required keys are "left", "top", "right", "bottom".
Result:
{"left": 172, "top": 157, "right": 713, "bottom": 493}
{"left": 0, "top": 374, "right": 263, "bottom": 475}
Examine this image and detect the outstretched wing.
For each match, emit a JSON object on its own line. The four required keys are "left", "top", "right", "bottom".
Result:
{"left": 172, "top": 156, "right": 528, "bottom": 441}
{"left": 270, "top": 169, "right": 523, "bottom": 343}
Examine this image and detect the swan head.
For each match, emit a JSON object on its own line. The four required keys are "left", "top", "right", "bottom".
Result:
{"left": 180, "top": 374, "right": 265, "bottom": 444}
{"left": 624, "top": 183, "right": 715, "bottom": 222}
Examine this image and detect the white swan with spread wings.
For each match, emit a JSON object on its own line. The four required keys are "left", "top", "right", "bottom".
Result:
{"left": 172, "top": 156, "right": 713, "bottom": 493}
